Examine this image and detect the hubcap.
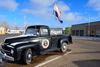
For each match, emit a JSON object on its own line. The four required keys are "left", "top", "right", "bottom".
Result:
{"left": 28, "top": 54, "right": 32, "bottom": 60}
{"left": 63, "top": 45, "right": 66, "bottom": 50}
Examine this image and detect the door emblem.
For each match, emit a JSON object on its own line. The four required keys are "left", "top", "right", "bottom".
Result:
{"left": 42, "top": 39, "right": 49, "bottom": 49}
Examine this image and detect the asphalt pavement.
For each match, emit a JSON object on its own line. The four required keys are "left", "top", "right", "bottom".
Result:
{"left": 0, "top": 35, "right": 100, "bottom": 67}
{"left": 0, "top": 34, "right": 20, "bottom": 42}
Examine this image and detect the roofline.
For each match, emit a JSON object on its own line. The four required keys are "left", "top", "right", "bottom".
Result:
{"left": 72, "top": 21, "right": 100, "bottom": 26}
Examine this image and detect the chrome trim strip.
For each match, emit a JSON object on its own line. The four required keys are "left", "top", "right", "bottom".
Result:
{"left": 7, "top": 45, "right": 14, "bottom": 48}
{"left": 32, "top": 40, "right": 39, "bottom": 42}
{"left": 11, "top": 41, "right": 29, "bottom": 46}
{"left": 0, "top": 51, "right": 14, "bottom": 61}
{"left": 2, "top": 49, "right": 10, "bottom": 53}
{"left": 5, "top": 34, "right": 36, "bottom": 40}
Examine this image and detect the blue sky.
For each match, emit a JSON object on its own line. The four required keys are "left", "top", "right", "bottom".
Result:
{"left": 0, "top": 0, "right": 100, "bottom": 29}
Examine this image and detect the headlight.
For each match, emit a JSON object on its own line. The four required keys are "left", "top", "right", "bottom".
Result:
{"left": 11, "top": 49, "right": 14, "bottom": 54}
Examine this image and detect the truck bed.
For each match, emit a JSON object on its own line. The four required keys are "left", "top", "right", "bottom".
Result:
{"left": 51, "top": 34, "right": 72, "bottom": 44}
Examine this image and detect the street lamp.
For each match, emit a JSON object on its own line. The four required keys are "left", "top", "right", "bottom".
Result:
{"left": 84, "top": 12, "right": 90, "bottom": 37}
{"left": 19, "top": 15, "right": 30, "bottom": 29}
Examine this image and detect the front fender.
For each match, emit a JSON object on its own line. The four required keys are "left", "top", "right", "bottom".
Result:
{"left": 14, "top": 42, "right": 40, "bottom": 60}
{"left": 16, "top": 42, "right": 40, "bottom": 54}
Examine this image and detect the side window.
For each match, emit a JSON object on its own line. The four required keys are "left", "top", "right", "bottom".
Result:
{"left": 40, "top": 28, "right": 49, "bottom": 36}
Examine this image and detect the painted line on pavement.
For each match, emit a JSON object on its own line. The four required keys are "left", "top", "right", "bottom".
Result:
{"left": 34, "top": 51, "right": 72, "bottom": 67}
{"left": 64, "top": 51, "right": 72, "bottom": 55}
{"left": 34, "top": 56, "right": 61, "bottom": 67}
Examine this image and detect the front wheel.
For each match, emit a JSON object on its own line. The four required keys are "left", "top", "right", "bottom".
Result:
{"left": 23, "top": 48, "right": 32, "bottom": 65}
{"left": 60, "top": 42, "right": 67, "bottom": 53}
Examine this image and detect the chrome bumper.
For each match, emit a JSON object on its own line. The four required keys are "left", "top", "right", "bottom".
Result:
{"left": 0, "top": 51, "right": 14, "bottom": 61}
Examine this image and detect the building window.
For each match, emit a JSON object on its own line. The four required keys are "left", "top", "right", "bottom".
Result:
{"left": 80, "top": 30, "right": 84, "bottom": 36}
{"left": 76, "top": 30, "right": 79, "bottom": 36}
{"left": 72, "top": 30, "right": 75, "bottom": 36}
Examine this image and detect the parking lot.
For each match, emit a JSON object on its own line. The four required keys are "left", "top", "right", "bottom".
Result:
{"left": 0, "top": 35, "right": 100, "bottom": 67}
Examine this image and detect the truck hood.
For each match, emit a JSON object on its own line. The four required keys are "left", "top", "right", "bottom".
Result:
{"left": 4, "top": 35, "right": 37, "bottom": 46}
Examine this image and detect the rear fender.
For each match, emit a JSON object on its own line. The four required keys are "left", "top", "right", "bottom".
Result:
{"left": 60, "top": 39, "right": 68, "bottom": 49}
{"left": 68, "top": 35, "right": 72, "bottom": 43}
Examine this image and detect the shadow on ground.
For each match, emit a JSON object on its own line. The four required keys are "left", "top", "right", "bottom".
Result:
{"left": 73, "top": 59, "right": 100, "bottom": 67}
{"left": 0, "top": 60, "right": 8, "bottom": 67}
{"left": 3, "top": 49, "right": 71, "bottom": 67}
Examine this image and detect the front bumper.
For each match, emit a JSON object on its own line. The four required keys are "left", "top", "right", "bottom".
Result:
{"left": 0, "top": 51, "right": 14, "bottom": 61}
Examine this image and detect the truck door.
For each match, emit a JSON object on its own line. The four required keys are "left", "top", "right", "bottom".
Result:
{"left": 50, "top": 28, "right": 62, "bottom": 48}
{"left": 51, "top": 36, "right": 59, "bottom": 48}
{"left": 39, "top": 27, "right": 51, "bottom": 51}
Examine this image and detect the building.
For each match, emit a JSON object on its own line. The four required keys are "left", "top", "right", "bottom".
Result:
{"left": 62, "top": 30, "right": 65, "bottom": 34}
{"left": 0, "top": 26, "right": 6, "bottom": 34}
{"left": 6, "top": 29, "right": 25, "bottom": 34}
{"left": 72, "top": 21, "right": 100, "bottom": 37}
{"left": 65, "top": 27, "right": 71, "bottom": 35}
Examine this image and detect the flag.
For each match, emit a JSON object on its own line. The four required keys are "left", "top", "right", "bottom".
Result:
{"left": 53, "top": 3, "right": 63, "bottom": 23}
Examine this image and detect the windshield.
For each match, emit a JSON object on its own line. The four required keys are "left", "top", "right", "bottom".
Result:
{"left": 25, "top": 27, "right": 39, "bottom": 35}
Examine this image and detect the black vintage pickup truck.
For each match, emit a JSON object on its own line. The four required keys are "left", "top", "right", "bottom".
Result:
{"left": 0, "top": 25, "right": 72, "bottom": 65}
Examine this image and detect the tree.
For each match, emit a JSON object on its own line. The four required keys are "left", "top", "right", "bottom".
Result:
{"left": 0, "top": 21, "right": 11, "bottom": 30}
{"left": 13, "top": 25, "right": 20, "bottom": 30}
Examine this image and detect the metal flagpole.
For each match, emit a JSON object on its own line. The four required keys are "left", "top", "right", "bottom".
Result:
{"left": 51, "top": 17, "right": 53, "bottom": 28}
{"left": 52, "top": 3, "right": 55, "bottom": 28}
{"left": 52, "top": 16, "right": 55, "bottom": 28}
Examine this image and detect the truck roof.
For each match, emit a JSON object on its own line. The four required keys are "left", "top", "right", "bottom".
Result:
{"left": 28, "top": 25, "right": 49, "bottom": 28}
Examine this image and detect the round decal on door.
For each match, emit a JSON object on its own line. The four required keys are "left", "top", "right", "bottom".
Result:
{"left": 42, "top": 39, "right": 49, "bottom": 49}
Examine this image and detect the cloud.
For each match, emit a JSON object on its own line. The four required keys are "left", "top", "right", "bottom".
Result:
{"left": 33, "top": 22, "right": 66, "bottom": 29}
{"left": 26, "top": 0, "right": 57, "bottom": 9}
{"left": 61, "top": 12, "right": 83, "bottom": 21}
{"left": 99, "top": 12, "right": 100, "bottom": 17}
{"left": 21, "top": 8, "right": 53, "bottom": 20}
{"left": 0, "top": 0, "right": 19, "bottom": 11}
{"left": 53, "top": 22, "right": 72, "bottom": 29}
{"left": 54, "top": 24, "right": 64, "bottom": 27}
{"left": 0, "top": 15, "right": 6, "bottom": 18}
{"left": 21, "top": 0, "right": 70, "bottom": 20}
{"left": 57, "top": 1, "right": 70, "bottom": 12}
{"left": 21, "top": 0, "right": 82, "bottom": 22}
{"left": 34, "top": 23, "right": 48, "bottom": 25}
{"left": 99, "top": 12, "right": 100, "bottom": 15}
{"left": 68, "top": 3, "right": 72, "bottom": 6}
{"left": 84, "top": 17, "right": 96, "bottom": 20}
{"left": 86, "top": 0, "right": 100, "bottom": 11}
{"left": 0, "top": 15, "right": 6, "bottom": 20}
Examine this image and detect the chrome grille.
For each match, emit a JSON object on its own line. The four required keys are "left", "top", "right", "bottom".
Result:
{"left": 2, "top": 43, "right": 12, "bottom": 51}
{"left": 1, "top": 47, "right": 11, "bottom": 56}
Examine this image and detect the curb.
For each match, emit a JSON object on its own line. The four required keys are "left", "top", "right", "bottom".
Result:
{"left": 72, "top": 36, "right": 100, "bottom": 40}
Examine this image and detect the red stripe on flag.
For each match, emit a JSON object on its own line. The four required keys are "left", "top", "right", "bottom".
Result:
{"left": 54, "top": 3, "right": 61, "bottom": 14}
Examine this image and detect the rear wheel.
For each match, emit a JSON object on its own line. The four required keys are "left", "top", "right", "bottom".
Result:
{"left": 23, "top": 48, "right": 32, "bottom": 65}
{"left": 60, "top": 42, "right": 67, "bottom": 53}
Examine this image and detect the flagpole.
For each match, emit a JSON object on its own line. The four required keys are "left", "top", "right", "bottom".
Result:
{"left": 51, "top": 17, "right": 52, "bottom": 28}
{"left": 52, "top": 16, "right": 53, "bottom": 28}
{"left": 52, "top": 2, "right": 55, "bottom": 28}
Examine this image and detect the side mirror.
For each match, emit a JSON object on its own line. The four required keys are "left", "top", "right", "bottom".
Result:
{"left": 36, "top": 32, "right": 40, "bottom": 36}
